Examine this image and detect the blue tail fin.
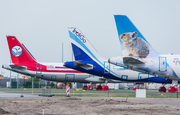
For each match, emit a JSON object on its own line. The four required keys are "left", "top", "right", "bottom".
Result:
{"left": 68, "top": 27, "right": 104, "bottom": 62}
{"left": 114, "top": 15, "right": 159, "bottom": 60}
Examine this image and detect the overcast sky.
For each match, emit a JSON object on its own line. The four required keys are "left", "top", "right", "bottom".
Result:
{"left": 0, "top": 0, "right": 180, "bottom": 76}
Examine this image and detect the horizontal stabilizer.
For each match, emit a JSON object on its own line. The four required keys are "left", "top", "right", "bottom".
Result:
{"left": 73, "top": 62, "right": 93, "bottom": 70}
{"left": 123, "top": 57, "right": 144, "bottom": 65}
{"left": 9, "top": 64, "right": 27, "bottom": 70}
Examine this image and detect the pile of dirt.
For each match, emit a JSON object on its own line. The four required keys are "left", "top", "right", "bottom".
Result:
{"left": 0, "top": 108, "right": 9, "bottom": 114}
{"left": 0, "top": 97, "right": 180, "bottom": 115}
{"left": 61, "top": 97, "right": 81, "bottom": 100}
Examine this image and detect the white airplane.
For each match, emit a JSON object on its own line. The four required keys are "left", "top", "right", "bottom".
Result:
{"left": 108, "top": 15, "right": 180, "bottom": 93}
{"left": 64, "top": 27, "right": 175, "bottom": 92}
{"left": 2, "top": 36, "right": 126, "bottom": 90}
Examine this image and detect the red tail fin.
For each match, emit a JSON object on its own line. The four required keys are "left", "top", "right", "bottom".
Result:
{"left": 7, "top": 36, "right": 37, "bottom": 64}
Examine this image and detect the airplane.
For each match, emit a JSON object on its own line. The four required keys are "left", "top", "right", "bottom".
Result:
{"left": 2, "top": 36, "right": 127, "bottom": 90}
{"left": 108, "top": 15, "right": 180, "bottom": 93}
{"left": 64, "top": 27, "right": 175, "bottom": 92}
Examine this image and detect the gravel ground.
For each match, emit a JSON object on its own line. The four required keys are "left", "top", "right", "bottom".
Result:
{"left": 0, "top": 96, "right": 180, "bottom": 115}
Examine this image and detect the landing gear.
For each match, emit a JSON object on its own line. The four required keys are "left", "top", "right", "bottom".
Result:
{"left": 102, "top": 85, "right": 109, "bottom": 91}
{"left": 96, "top": 84, "right": 102, "bottom": 90}
{"left": 82, "top": 85, "right": 87, "bottom": 90}
{"left": 87, "top": 82, "right": 93, "bottom": 90}
{"left": 168, "top": 80, "right": 178, "bottom": 93}
{"left": 158, "top": 84, "right": 166, "bottom": 92}
{"left": 83, "top": 83, "right": 93, "bottom": 90}
{"left": 133, "top": 83, "right": 137, "bottom": 91}
{"left": 133, "top": 86, "right": 137, "bottom": 91}
{"left": 159, "top": 86, "right": 166, "bottom": 92}
{"left": 102, "top": 79, "right": 109, "bottom": 91}
{"left": 168, "top": 86, "right": 177, "bottom": 93}
{"left": 87, "top": 85, "right": 93, "bottom": 90}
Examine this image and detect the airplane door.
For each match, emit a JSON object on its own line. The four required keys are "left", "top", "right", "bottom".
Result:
{"left": 36, "top": 64, "right": 42, "bottom": 74}
{"left": 104, "top": 61, "right": 110, "bottom": 73}
{"left": 51, "top": 75, "right": 56, "bottom": 81}
{"left": 159, "top": 57, "right": 167, "bottom": 72}
{"left": 65, "top": 74, "right": 75, "bottom": 82}
{"left": 138, "top": 73, "right": 149, "bottom": 79}
{"left": 121, "top": 75, "right": 128, "bottom": 80}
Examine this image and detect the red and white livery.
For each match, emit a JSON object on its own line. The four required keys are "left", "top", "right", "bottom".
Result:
{"left": 2, "top": 36, "right": 124, "bottom": 84}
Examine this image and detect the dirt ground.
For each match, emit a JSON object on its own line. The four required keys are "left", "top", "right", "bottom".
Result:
{"left": 0, "top": 96, "right": 180, "bottom": 115}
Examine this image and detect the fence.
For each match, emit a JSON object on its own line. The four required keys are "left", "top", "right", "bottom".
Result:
{"left": 0, "top": 86, "right": 180, "bottom": 98}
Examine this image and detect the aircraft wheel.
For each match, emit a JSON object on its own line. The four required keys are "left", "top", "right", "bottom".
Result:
{"left": 82, "top": 85, "right": 87, "bottom": 90}
{"left": 133, "top": 87, "right": 137, "bottom": 91}
{"left": 87, "top": 85, "right": 93, "bottom": 90}
{"left": 96, "top": 85, "right": 102, "bottom": 90}
{"left": 168, "top": 86, "right": 177, "bottom": 93}
{"left": 159, "top": 86, "right": 166, "bottom": 92}
{"left": 102, "top": 85, "right": 109, "bottom": 91}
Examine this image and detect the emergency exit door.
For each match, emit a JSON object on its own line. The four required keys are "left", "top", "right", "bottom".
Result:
{"left": 65, "top": 74, "right": 75, "bottom": 82}
{"left": 36, "top": 64, "right": 42, "bottom": 74}
{"left": 159, "top": 57, "right": 167, "bottom": 71}
{"left": 104, "top": 61, "right": 110, "bottom": 73}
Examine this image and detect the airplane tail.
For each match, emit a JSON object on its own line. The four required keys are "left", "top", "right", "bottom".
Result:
{"left": 6, "top": 36, "right": 37, "bottom": 64}
{"left": 68, "top": 27, "right": 104, "bottom": 62}
{"left": 114, "top": 15, "right": 159, "bottom": 60}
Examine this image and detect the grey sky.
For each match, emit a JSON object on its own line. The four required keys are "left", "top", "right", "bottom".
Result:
{"left": 0, "top": 0, "right": 180, "bottom": 76}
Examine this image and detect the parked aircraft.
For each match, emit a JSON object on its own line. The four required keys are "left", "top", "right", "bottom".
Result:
{"left": 108, "top": 15, "right": 180, "bottom": 93}
{"left": 2, "top": 36, "right": 125, "bottom": 90}
{"left": 64, "top": 27, "right": 174, "bottom": 92}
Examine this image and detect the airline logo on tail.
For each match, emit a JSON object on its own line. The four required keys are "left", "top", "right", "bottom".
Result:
{"left": 108, "top": 15, "right": 179, "bottom": 79}
{"left": 72, "top": 28, "right": 86, "bottom": 43}
{"left": 68, "top": 27, "right": 104, "bottom": 65}
{"left": 12, "top": 46, "right": 23, "bottom": 57}
{"left": 7, "top": 36, "right": 37, "bottom": 64}
{"left": 120, "top": 31, "right": 149, "bottom": 59}
{"left": 114, "top": 15, "right": 160, "bottom": 63}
